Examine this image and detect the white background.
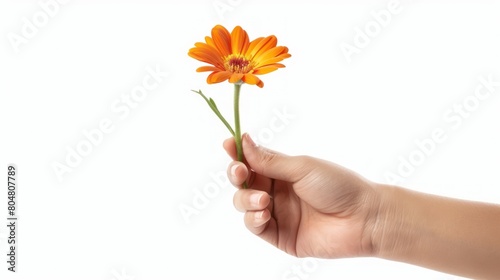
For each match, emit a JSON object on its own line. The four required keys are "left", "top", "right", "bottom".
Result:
{"left": 1, "top": 0, "right": 499, "bottom": 279}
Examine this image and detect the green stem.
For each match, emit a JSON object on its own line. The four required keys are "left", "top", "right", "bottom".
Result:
{"left": 233, "top": 83, "right": 248, "bottom": 189}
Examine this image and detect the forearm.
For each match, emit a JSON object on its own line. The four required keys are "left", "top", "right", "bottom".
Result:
{"left": 372, "top": 184, "right": 500, "bottom": 279}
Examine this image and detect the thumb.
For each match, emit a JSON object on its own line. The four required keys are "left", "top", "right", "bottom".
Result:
{"left": 242, "top": 133, "right": 306, "bottom": 183}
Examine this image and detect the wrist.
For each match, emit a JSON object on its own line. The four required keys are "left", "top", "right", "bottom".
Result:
{"left": 368, "top": 183, "right": 500, "bottom": 279}
{"left": 369, "top": 184, "right": 419, "bottom": 260}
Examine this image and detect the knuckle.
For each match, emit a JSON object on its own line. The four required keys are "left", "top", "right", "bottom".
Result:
{"left": 259, "top": 149, "right": 278, "bottom": 166}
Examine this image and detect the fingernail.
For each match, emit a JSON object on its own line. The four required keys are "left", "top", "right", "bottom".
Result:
{"left": 256, "top": 211, "right": 264, "bottom": 219}
{"left": 250, "top": 193, "right": 262, "bottom": 206}
{"left": 230, "top": 164, "right": 239, "bottom": 178}
{"left": 245, "top": 133, "right": 257, "bottom": 147}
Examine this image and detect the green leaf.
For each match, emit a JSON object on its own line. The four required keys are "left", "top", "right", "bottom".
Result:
{"left": 190, "top": 89, "right": 235, "bottom": 136}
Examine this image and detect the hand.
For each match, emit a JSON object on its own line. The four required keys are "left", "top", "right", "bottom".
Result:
{"left": 224, "top": 134, "right": 500, "bottom": 278}
{"left": 224, "top": 134, "right": 381, "bottom": 258}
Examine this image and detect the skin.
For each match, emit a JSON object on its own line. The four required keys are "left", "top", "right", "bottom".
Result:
{"left": 224, "top": 133, "right": 500, "bottom": 279}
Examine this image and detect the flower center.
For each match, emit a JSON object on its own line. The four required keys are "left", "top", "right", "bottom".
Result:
{"left": 225, "top": 55, "right": 252, "bottom": 73}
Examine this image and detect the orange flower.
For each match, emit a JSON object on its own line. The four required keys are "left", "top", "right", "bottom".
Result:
{"left": 188, "top": 25, "right": 291, "bottom": 88}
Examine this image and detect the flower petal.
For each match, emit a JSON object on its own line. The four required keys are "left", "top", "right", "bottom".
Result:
{"left": 252, "top": 66, "right": 279, "bottom": 75}
{"left": 194, "top": 42, "right": 221, "bottom": 54}
{"left": 205, "top": 36, "right": 216, "bottom": 49}
{"left": 229, "top": 73, "right": 244, "bottom": 83}
{"left": 196, "top": 66, "right": 220, "bottom": 72}
{"left": 254, "top": 53, "right": 291, "bottom": 68}
{"left": 188, "top": 48, "right": 224, "bottom": 69}
{"left": 207, "top": 71, "right": 232, "bottom": 84}
{"left": 193, "top": 42, "right": 225, "bottom": 60}
{"left": 211, "top": 25, "right": 232, "bottom": 57}
{"left": 245, "top": 37, "right": 264, "bottom": 58}
{"left": 231, "top": 26, "right": 250, "bottom": 55}
{"left": 243, "top": 73, "right": 264, "bottom": 88}
{"left": 253, "top": 46, "right": 288, "bottom": 66}
{"left": 247, "top": 35, "right": 277, "bottom": 60}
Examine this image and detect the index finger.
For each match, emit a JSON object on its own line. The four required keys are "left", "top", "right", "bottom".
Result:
{"left": 223, "top": 137, "right": 237, "bottom": 161}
